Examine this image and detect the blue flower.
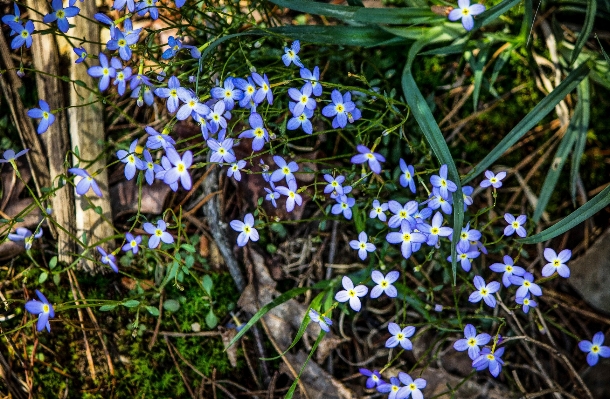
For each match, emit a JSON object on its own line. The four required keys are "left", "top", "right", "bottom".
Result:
{"left": 395, "top": 372, "right": 426, "bottom": 399}
{"left": 369, "top": 199, "right": 388, "bottom": 222}
{"left": 143, "top": 220, "right": 174, "bottom": 248}
{"left": 122, "top": 232, "right": 142, "bottom": 254}
{"left": 516, "top": 293, "right": 537, "bottom": 314}
{"left": 489, "top": 255, "right": 525, "bottom": 287}
{"left": 336, "top": 276, "right": 368, "bottom": 312}
{"left": 385, "top": 323, "right": 415, "bottom": 350}
{"left": 472, "top": 347, "right": 505, "bottom": 377}
{"left": 8, "top": 227, "right": 43, "bottom": 250}
{"left": 480, "top": 170, "right": 506, "bottom": 189}
{"left": 0, "top": 148, "right": 29, "bottom": 165}
{"left": 427, "top": 188, "right": 453, "bottom": 214}
{"left": 234, "top": 76, "right": 259, "bottom": 109}
{"left": 287, "top": 102, "right": 314, "bottom": 134}
{"left": 447, "top": 246, "right": 480, "bottom": 272}
{"left": 116, "top": 139, "right": 143, "bottom": 180}
{"left": 2, "top": 4, "right": 21, "bottom": 35}
{"left": 73, "top": 47, "right": 87, "bottom": 63}
{"left": 377, "top": 376, "right": 401, "bottom": 399}
{"left": 208, "top": 138, "right": 236, "bottom": 164}
{"left": 388, "top": 200, "right": 418, "bottom": 229}
{"left": 176, "top": 89, "right": 209, "bottom": 120}
{"left": 370, "top": 270, "right": 399, "bottom": 298}
{"left": 462, "top": 185, "right": 474, "bottom": 210}
{"left": 359, "top": 368, "right": 384, "bottom": 389}
{"left": 43, "top": 0, "right": 80, "bottom": 33}
{"left": 386, "top": 222, "right": 427, "bottom": 260}
{"left": 211, "top": 77, "right": 244, "bottom": 111}
{"left": 113, "top": 64, "right": 132, "bottom": 96}
{"left": 282, "top": 40, "right": 304, "bottom": 67}
{"left": 238, "top": 112, "right": 268, "bottom": 151}
{"left": 97, "top": 246, "right": 118, "bottom": 273}
{"left": 113, "top": 0, "right": 135, "bottom": 12}
{"left": 145, "top": 126, "right": 175, "bottom": 150}
{"left": 430, "top": 164, "right": 457, "bottom": 200}
{"left": 227, "top": 160, "right": 246, "bottom": 181}
{"left": 106, "top": 29, "right": 139, "bottom": 61}
{"left": 68, "top": 167, "right": 103, "bottom": 197}
{"left": 87, "top": 53, "right": 116, "bottom": 91}
{"left": 276, "top": 179, "right": 302, "bottom": 212}
{"left": 288, "top": 82, "right": 316, "bottom": 116}
{"left": 332, "top": 195, "right": 355, "bottom": 220}
{"left": 136, "top": 0, "right": 159, "bottom": 20}
{"left": 206, "top": 100, "right": 229, "bottom": 134}
{"left": 351, "top": 145, "right": 385, "bottom": 174}
{"left": 162, "top": 36, "right": 183, "bottom": 59}
{"left": 309, "top": 309, "right": 332, "bottom": 333}
{"left": 300, "top": 66, "right": 322, "bottom": 96}
{"left": 399, "top": 159, "right": 416, "bottom": 193}
{"left": 542, "top": 248, "right": 571, "bottom": 278}
{"left": 349, "top": 232, "right": 376, "bottom": 261}
{"left": 579, "top": 332, "right": 610, "bottom": 366}
{"left": 448, "top": 0, "right": 486, "bottom": 31}
{"left": 417, "top": 211, "right": 452, "bottom": 247}
{"left": 504, "top": 213, "right": 527, "bottom": 237}
{"left": 322, "top": 89, "right": 359, "bottom": 129}
{"left": 27, "top": 100, "right": 55, "bottom": 134}
{"left": 264, "top": 184, "right": 280, "bottom": 208}
{"left": 510, "top": 272, "right": 542, "bottom": 298}
{"left": 453, "top": 324, "right": 491, "bottom": 360}
{"left": 230, "top": 213, "right": 259, "bottom": 247}
{"left": 163, "top": 148, "right": 193, "bottom": 191}
{"left": 6, "top": 20, "right": 34, "bottom": 49}
{"left": 455, "top": 223, "right": 481, "bottom": 252}
{"left": 468, "top": 276, "right": 501, "bottom": 308}
{"left": 252, "top": 72, "right": 273, "bottom": 105}
{"left": 25, "top": 290, "right": 55, "bottom": 332}
{"left": 271, "top": 155, "right": 298, "bottom": 183}
{"left": 323, "top": 174, "right": 345, "bottom": 196}
{"left": 141, "top": 150, "right": 161, "bottom": 185}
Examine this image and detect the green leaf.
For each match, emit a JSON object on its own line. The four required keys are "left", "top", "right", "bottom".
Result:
{"left": 570, "top": 0, "right": 597, "bottom": 66}
{"left": 462, "top": 63, "right": 590, "bottom": 184}
{"left": 146, "top": 306, "right": 160, "bottom": 316}
{"left": 532, "top": 103, "right": 582, "bottom": 222}
{"left": 99, "top": 305, "right": 117, "bottom": 311}
{"left": 49, "top": 256, "right": 58, "bottom": 270}
{"left": 226, "top": 281, "right": 329, "bottom": 350}
{"left": 74, "top": 80, "right": 87, "bottom": 88}
{"left": 180, "top": 243, "right": 196, "bottom": 253}
{"left": 202, "top": 275, "right": 213, "bottom": 295}
{"left": 401, "top": 30, "right": 464, "bottom": 284}
{"left": 474, "top": 0, "right": 522, "bottom": 30}
{"left": 38, "top": 272, "right": 48, "bottom": 284}
{"left": 123, "top": 300, "right": 140, "bottom": 308}
{"left": 163, "top": 299, "right": 180, "bottom": 312}
{"left": 518, "top": 183, "right": 610, "bottom": 244}
{"left": 570, "top": 78, "right": 591, "bottom": 202}
{"left": 284, "top": 331, "right": 326, "bottom": 399}
{"left": 205, "top": 308, "right": 218, "bottom": 328}
{"left": 269, "top": 25, "right": 405, "bottom": 47}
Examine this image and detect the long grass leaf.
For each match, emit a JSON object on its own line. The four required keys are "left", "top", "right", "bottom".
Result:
{"left": 570, "top": 0, "right": 597, "bottom": 66}
{"left": 462, "top": 63, "right": 589, "bottom": 184}
{"left": 532, "top": 105, "right": 581, "bottom": 222}
{"left": 401, "top": 30, "right": 464, "bottom": 284}
{"left": 474, "top": 0, "right": 522, "bottom": 29}
{"left": 519, "top": 183, "right": 610, "bottom": 244}
{"left": 269, "top": 25, "right": 406, "bottom": 47}
{"left": 570, "top": 78, "right": 591, "bottom": 202}
{"left": 284, "top": 331, "right": 326, "bottom": 399}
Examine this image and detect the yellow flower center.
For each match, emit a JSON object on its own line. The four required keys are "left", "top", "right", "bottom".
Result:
{"left": 118, "top": 39, "right": 126, "bottom": 47}
{"left": 348, "top": 289, "right": 356, "bottom": 297}
{"left": 42, "top": 304, "right": 50, "bottom": 313}
{"left": 336, "top": 104, "right": 344, "bottom": 113}
{"left": 431, "top": 227, "right": 439, "bottom": 234}
{"left": 177, "top": 164, "right": 185, "bottom": 172}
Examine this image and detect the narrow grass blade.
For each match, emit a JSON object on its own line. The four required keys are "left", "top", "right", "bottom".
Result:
{"left": 489, "top": 44, "right": 513, "bottom": 90}
{"left": 270, "top": 25, "right": 406, "bottom": 47}
{"left": 570, "top": 0, "right": 597, "bottom": 66}
{"left": 519, "top": 182, "right": 610, "bottom": 244}
{"left": 401, "top": 31, "right": 464, "bottom": 284}
{"left": 467, "top": 43, "right": 491, "bottom": 110}
{"left": 284, "top": 331, "right": 326, "bottom": 399}
{"left": 532, "top": 105, "right": 581, "bottom": 222}
{"left": 570, "top": 78, "right": 591, "bottom": 202}
{"left": 462, "top": 63, "right": 590, "bottom": 184}
{"left": 474, "top": 0, "right": 522, "bottom": 29}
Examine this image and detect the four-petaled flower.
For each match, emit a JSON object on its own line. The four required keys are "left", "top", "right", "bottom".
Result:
{"left": 377, "top": 376, "right": 402, "bottom": 399}
{"left": 510, "top": 272, "right": 542, "bottom": 298}
{"left": 430, "top": 164, "right": 457, "bottom": 200}
{"left": 579, "top": 332, "right": 610, "bottom": 366}
{"left": 6, "top": 20, "right": 34, "bottom": 50}
{"left": 349, "top": 232, "right": 376, "bottom": 260}
{"left": 399, "top": 159, "right": 417, "bottom": 193}
{"left": 143, "top": 220, "right": 174, "bottom": 248}
{"left": 288, "top": 82, "right": 316, "bottom": 116}
{"left": 322, "top": 89, "right": 360, "bottom": 129}
{"left": 271, "top": 155, "right": 299, "bottom": 183}
{"left": 473, "top": 347, "right": 505, "bottom": 377}
{"left": 351, "top": 145, "right": 385, "bottom": 174}
{"left": 542, "top": 248, "right": 571, "bottom": 278}
{"left": 489, "top": 255, "right": 525, "bottom": 287}
{"left": 386, "top": 223, "right": 427, "bottom": 260}
{"left": 27, "top": 100, "right": 55, "bottom": 134}
{"left": 332, "top": 195, "right": 356, "bottom": 220}
{"left": 370, "top": 270, "right": 399, "bottom": 299}
{"left": 8, "top": 227, "right": 43, "bottom": 250}
{"left": 335, "top": 276, "right": 368, "bottom": 312}
{"left": 116, "top": 139, "right": 143, "bottom": 180}
{"left": 385, "top": 323, "right": 415, "bottom": 350}
{"left": 230, "top": 213, "right": 259, "bottom": 247}
{"left": 396, "top": 372, "right": 427, "bottom": 399}
{"left": 300, "top": 66, "right": 322, "bottom": 96}
{"left": 480, "top": 170, "right": 506, "bottom": 189}
{"left": 122, "top": 232, "right": 142, "bottom": 254}
{"left": 359, "top": 368, "right": 384, "bottom": 389}
{"left": 97, "top": 246, "right": 118, "bottom": 273}
{"left": 88, "top": 53, "right": 116, "bottom": 91}
{"left": 68, "top": 167, "right": 103, "bottom": 197}
{"left": 516, "top": 293, "right": 537, "bottom": 314}
{"left": 282, "top": 40, "right": 304, "bottom": 67}
{"left": 239, "top": 112, "right": 269, "bottom": 151}
{"left": 163, "top": 148, "right": 193, "bottom": 190}
{"left": 370, "top": 199, "right": 389, "bottom": 222}
{"left": 309, "top": 309, "right": 332, "bottom": 333}
{"left": 276, "top": 179, "right": 302, "bottom": 213}
{"left": 43, "top": 0, "right": 80, "bottom": 33}
{"left": 469, "top": 276, "right": 501, "bottom": 308}
{"left": 448, "top": 0, "right": 486, "bottom": 31}
{"left": 25, "top": 290, "right": 55, "bottom": 332}
{"left": 453, "top": 324, "right": 491, "bottom": 360}
{"left": 504, "top": 214, "right": 527, "bottom": 237}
